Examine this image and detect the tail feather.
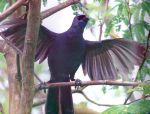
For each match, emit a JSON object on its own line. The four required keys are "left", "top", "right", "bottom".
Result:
{"left": 61, "top": 86, "right": 74, "bottom": 114}
{"left": 45, "top": 88, "right": 59, "bottom": 114}
{"left": 45, "top": 80, "right": 74, "bottom": 114}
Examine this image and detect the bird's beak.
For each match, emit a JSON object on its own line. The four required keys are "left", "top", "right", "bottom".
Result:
{"left": 77, "top": 15, "right": 89, "bottom": 22}
{"left": 84, "top": 15, "right": 89, "bottom": 21}
{"left": 77, "top": 15, "right": 88, "bottom": 20}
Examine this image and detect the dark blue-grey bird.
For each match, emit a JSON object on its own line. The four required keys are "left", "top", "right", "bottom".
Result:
{"left": 0, "top": 15, "right": 146, "bottom": 114}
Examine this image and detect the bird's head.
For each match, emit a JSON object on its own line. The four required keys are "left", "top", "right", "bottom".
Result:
{"left": 71, "top": 15, "right": 89, "bottom": 29}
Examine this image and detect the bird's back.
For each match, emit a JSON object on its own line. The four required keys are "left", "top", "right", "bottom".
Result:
{"left": 48, "top": 31, "right": 86, "bottom": 80}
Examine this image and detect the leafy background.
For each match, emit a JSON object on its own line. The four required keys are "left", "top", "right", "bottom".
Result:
{"left": 0, "top": 0, "right": 150, "bottom": 114}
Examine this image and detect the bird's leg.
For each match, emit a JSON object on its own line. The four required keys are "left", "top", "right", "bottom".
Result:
{"left": 38, "top": 81, "right": 47, "bottom": 93}
{"left": 70, "top": 73, "right": 82, "bottom": 89}
{"left": 35, "top": 74, "right": 48, "bottom": 93}
{"left": 74, "top": 79, "right": 82, "bottom": 90}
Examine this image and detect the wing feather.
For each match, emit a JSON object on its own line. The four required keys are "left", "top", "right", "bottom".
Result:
{"left": 0, "top": 18, "right": 56, "bottom": 63}
{"left": 82, "top": 38, "right": 146, "bottom": 80}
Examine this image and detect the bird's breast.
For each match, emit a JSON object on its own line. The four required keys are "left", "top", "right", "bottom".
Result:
{"left": 48, "top": 36, "right": 86, "bottom": 75}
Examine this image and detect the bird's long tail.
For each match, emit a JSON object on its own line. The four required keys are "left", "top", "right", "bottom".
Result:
{"left": 45, "top": 80, "right": 74, "bottom": 114}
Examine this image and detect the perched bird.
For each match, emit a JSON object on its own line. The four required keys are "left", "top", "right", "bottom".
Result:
{"left": 0, "top": 15, "right": 146, "bottom": 114}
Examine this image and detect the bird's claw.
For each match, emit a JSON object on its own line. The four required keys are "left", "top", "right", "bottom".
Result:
{"left": 39, "top": 82, "right": 47, "bottom": 93}
{"left": 75, "top": 79, "right": 82, "bottom": 90}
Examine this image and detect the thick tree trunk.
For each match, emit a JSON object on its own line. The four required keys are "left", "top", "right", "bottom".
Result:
{"left": 18, "top": 0, "right": 41, "bottom": 114}
{"left": 0, "top": 40, "right": 21, "bottom": 114}
{"left": 4, "top": 44, "right": 21, "bottom": 114}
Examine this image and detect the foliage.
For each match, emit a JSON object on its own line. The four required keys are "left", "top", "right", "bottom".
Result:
{"left": 0, "top": 0, "right": 150, "bottom": 114}
{"left": 71, "top": 0, "right": 150, "bottom": 80}
{"left": 128, "top": 83, "right": 150, "bottom": 95}
{"left": 0, "top": 0, "right": 8, "bottom": 13}
{"left": 71, "top": 0, "right": 150, "bottom": 113}
{"left": 102, "top": 100, "right": 150, "bottom": 114}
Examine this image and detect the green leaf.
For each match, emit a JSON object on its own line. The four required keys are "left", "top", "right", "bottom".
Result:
{"left": 102, "top": 100, "right": 150, "bottom": 114}
{"left": 132, "top": 21, "right": 146, "bottom": 42}
{"left": 129, "top": 100, "right": 150, "bottom": 113}
{"left": 132, "top": 5, "right": 141, "bottom": 23}
{"left": 122, "top": 29, "right": 133, "bottom": 39}
{"left": 141, "top": 1, "right": 150, "bottom": 15}
{"left": 143, "top": 21, "right": 150, "bottom": 30}
{"left": 71, "top": 4, "right": 79, "bottom": 11}
{"left": 117, "top": 4, "right": 123, "bottom": 16}
{"left": 0, "top": 53, "right": 6, "bottom": 69}
{"left": 122, "top": 17, "right": 129, "bottom": 25}
{"left": 86, "top": 18, "right": 96, "bottom": 28}
{"left": 86, "top": 3, "right": 101, "bottom": 11}
{"left": 139, "top": 83, "right": 150, "bottom": 95}
{"left": 122, "top": 3, "right": 129, "bottom": 18}
{"left": 104, "top": 21, "right": 114, "bottom": 37}
{"left": 0, "top": 0, "right": 8, "bottom": 12}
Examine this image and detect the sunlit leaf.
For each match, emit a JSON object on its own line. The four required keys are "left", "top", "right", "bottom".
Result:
{"left": 139, "top": 83, "right": 150, "bottom": 95}
{"left": 0, "top": 0, "right": 8, "bottom": 12}
{"left": 86, "top": 3, "right": 101, "bottom": 11}
{"left": 122, "top": 29, "right": 133, "bottom": 39}
{"left": 117, "top": 4, "right": 123, "bottom": 16}
{"left": 132, "top": 21, "right": 146, "bottom": 42}
{"left": 105, "top": 20, "right": 114, "bottom": 36}
{"left": 102, "top": 100, "right": 150, "bottom": 114}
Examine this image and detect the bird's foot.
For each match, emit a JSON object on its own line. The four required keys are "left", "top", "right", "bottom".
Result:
{"left": 39, "top": 82, "right": 47, "bottom": 93}
{"left": 74, "top": 79, "right": 82, "bottom": 90}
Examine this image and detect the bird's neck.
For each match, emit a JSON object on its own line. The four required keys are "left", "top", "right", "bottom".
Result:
{"left": 68, "top": 25, "right": 84, "bottom": 35}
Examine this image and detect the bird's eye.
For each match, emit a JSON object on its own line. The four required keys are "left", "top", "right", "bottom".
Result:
{"left": 77, "top": 15, "right": 86, "bottom": 20}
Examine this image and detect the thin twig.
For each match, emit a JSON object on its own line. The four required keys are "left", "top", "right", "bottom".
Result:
{"left": 34, "top": 72, "right": 43, "bottom": 83}
{"left": 33, "top": 88, "right": 114, "bottom": 108}
{"left": 124, "top": 31, "right": 150, "bottom": 104}
{"left": 74, "top": 90, "right": 114, "bottom": 107}
{"left": 127, "top": 94, "right": 150, "bottom": 105}
{"left": 41, "top": 0, "right": 80, "bottom": 19}
{"left": 0, "top": 0, "right": 80, "bottom": 22}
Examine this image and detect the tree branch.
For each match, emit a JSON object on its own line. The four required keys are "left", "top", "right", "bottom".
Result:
{"left": 37, "top": 80, "right": 142, "bottom": 91}
{"left": 41, "top": 0, "right": 80, "bottom": 19}
{"left": 127, "top": 94, "right": 150, "bottom": 105}
{"left": 73, "top": 89, "right": 114, "bottom": 107}
{"left": 0, "top": 0, "right": 26, "bottom": 21}
{"left": 124, "top": 31, "right": 150, "bottom": 104}
{"left": 19, "top": 0, "right": 41, "bottom": 114}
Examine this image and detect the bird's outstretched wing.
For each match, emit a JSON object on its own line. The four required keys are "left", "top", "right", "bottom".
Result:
{"left": 82, "top": 38, "right": 146, "bottom": 80}
{"left": 0, "top": 18, "right": 56, "bottom": 63}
